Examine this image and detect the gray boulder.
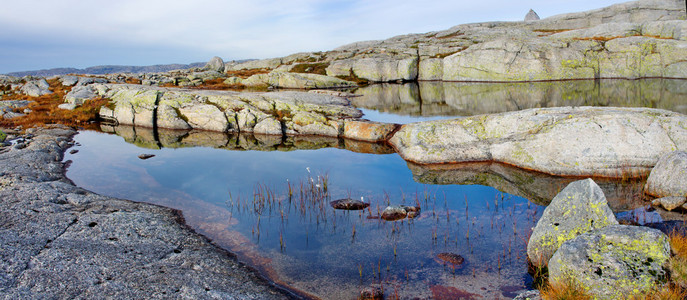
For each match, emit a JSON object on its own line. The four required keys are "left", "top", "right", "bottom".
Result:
{"left": 525, "top": 9, "right": 540, "bottom": 21}
{"left": 645, "top": 151, "right": 687, "bottom": 198}
{"left": 389, "top": 107, "right": 687, "bottom": 177}
{"left": 20, "top": 79, "right": 52, "bottom": 97}
{"left": 527, "top": 179, "right": 618, "bottom": 268}
{"left": 243, "top": 71, "right": 356, "bottom": 89}
{"left": 548, "top": 225, "right": 670, "bottom": 300}
{"left": 60, "top": 75, "right": 79, "bottom": 86}
{"left": 204, "top": 56, "right": 225, "bottom": 73}
{"left": 64, "top": 85, "right": 97, "bottom": 105}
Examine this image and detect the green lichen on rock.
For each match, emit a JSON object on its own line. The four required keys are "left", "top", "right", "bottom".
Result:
{"left": 527, "top": 179, "right": 618, "bottom": 268}
{"left": 548, "top": 225, "right": 670, "bottom": 300}
{"left": 0, "top": 130, "right": 6, "bottom": 142}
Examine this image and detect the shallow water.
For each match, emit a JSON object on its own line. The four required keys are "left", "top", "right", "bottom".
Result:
{"left": 62, "top": 79, "right": 678, "bottom": 299}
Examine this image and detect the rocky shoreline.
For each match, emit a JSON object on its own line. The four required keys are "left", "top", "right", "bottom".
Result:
{"left": 0, "top": 126, "right": 296, "bottom": 299}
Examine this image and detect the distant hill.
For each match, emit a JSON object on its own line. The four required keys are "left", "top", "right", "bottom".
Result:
{"left": 6, "top": 63, "right": 206, "bottom": 77}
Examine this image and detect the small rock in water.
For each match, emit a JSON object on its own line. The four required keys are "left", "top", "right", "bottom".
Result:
{"left": 359, "top": 284, "right": 383, "bottom": 300}
{"left": 380, "top": 205, "right": 420, "bottom": 221}
{"left": 330, "top": 198, "right": 369, "bottom": 210}
{"left": 138, "top": 154, "right": 155, "bottom": 160}
{"left": 435, "top": 252, "right": 465, "bottom": 268}
{"left": 69, "top": 149, "right": 79, "bottom": 154}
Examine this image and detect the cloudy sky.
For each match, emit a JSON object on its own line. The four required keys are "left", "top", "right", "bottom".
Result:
{"left": 0, "top": 0, "right": 628, "bottom": 74}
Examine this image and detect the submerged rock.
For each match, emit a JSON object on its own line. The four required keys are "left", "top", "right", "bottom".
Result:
{"left": 527, "top": 179, "right": 618, "bottom": 268}
{"left": 330, "top": 198, "right": 369, "bottom": 210}
{"left": 645, "top": 151, "right": 687, "bottom": 198}
{"left": 548, "top": 225, "right": 670, "bottom": 300}
{"left": 359, "top": 284, "right": 384, "bottom": 300}
{"left": 435, "top": 252, "right": 465, "bottom": 268}
{"left": 138, "top": 154, "right": 155, "bottom": 160}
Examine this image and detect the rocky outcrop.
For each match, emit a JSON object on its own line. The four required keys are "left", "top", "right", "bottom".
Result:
{"left": 389, "top": 106, "right": 687, "bottom": 177}
{"left": 0, "top": 126, "right": 291, "bottom": 299}
{"left": 204, "top": 56, "right": 225, "bottom": 73}
{"left": 525, "top": 9, "right": 540, "bottom": 21}
{"left": 644, "top": 151, "right": 687, "bottom": 198}
{"left": 94, "top": 84, "right": 365, "bottom": 139}
{"left": 548, "top": 225, "right": 670, "bottom": 299}
{"left": 242, "top": 71, "right": 356, "bottom": 89}
{"left": 527, "top": 179, "right": 618, "bottom": 267}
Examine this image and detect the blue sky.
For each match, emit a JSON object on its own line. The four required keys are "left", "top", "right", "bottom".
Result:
{"left": 0, "top": 0, "right": 629, "bottom": 74}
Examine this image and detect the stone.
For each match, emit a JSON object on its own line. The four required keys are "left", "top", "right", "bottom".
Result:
{"left": 435, "top": 253, "right": 465, "bottom": 268}
{"left": 242, "top": 71, "right": 356, "bottom": 89}
{"left": 527, "top": 179, "right": 618, "bottom": 268}
{"left": 525, "top": 9, "right": 540, "bottom": 21}
{"left": 157, "top": 104, "right": 191, "bottom": 130}
{"left": 359, "top": 284, "right": 384, "bottom": 300}
{"left": 57, "top": 103, "right": 77, "bottom": 110}
{"left": 138, "top": 154, "right": 155, "bottom": 159}
{"left": 645, "top": 151, "right": 687, "bottom": 198}
{"left": 204, "top": 56, "right": 225, "bottom": 73}
{"left": 20, "top": 79, "right": 52, "bottom": 97}
{"left": 651, "top": 196, "right": 687, "bottom": 211}
{"left": 513, "top": 290, "right": 541, "bottom": 300}
{"left": 380, "top": 205, "right": 420, "bottom": 221}
{"left": 253, "top": 117, "right": 282, "bottom": 135}
{"left": 548, "top": 225, "right": 670, "bottom": 300}
{"left": 64, "top": 85, "right": 97, "bottom": 105}
{"left": 329, "top": 198, "right": 369, "bottom": 210}
{"left": 60, "top": 75, "right": 79, "bottom": 86}
{"left": 389, "top": 107, "right": 687, "bottom": 177}
{"left": 179, "top": 104, "right": 228, "bottom": 132}
{"left": 343, "top": 120, "right": 398, "bottom": 142}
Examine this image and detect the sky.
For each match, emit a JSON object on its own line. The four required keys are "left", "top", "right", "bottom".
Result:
{"left": 0, "top": 0, "right": 630, "bottom": 74}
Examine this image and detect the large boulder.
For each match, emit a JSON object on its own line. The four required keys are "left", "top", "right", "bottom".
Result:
{"left": 548, "top": 225, "right": 670, "bottom": 299}
{"left": 204, "top": 56, "right": 225, "bottom": 73}
{"left": 644, "top": 151, "right": 687, "bottom": 198}
{"left": 527, "top": 179, "right": 618, "bottom": 267}
{"left": 242, "top": 72, "right": 356, "bottom": 89}
{"left": 389, "top": 107, "right": 687, "bottom": 177}
{"left": 326, "top": 56, "right": 419, "bottom": 82}
{"left": 524, "top": 9, "right": 540, "bottom": 21}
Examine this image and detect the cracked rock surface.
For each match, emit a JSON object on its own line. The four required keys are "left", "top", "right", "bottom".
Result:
{"left": 0, "top": 125, "right": 293, "bottom": 299}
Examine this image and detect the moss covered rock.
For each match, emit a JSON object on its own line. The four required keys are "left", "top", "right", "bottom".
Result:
{"left": 548, "top": 225, "right": 670, "bottom": 300}
{"left": 527, "top": 179, "right": 618, "bottom": 268}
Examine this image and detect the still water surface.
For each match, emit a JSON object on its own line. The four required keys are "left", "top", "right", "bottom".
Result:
{"left": 64, "top": 80, "right": 678, "bottom": 299}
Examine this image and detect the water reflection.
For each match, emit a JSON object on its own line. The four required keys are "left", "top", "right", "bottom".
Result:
{"left": 353, "top": 79, "right": 687, "bottom": 121}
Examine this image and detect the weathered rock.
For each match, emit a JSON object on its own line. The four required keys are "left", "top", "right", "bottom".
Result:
{"left": 64, "top": 85, "right": 97, "bottom": 105}
{"left": 204, "top": 56, "right": 225, "bottom": 73}
{"left": 253, "top": 117, "right": 282, "bottom": 135}
{"left": 644, "top": 151, "right": 687, "bottom": 198}
{"left": 156, "top": 104, "right": 191, "bottom": 130}
{"left": 548, "top": 225, "right": 670, "bottom": 299}
{"left": 527, "top": 179, "right": 618, "bottom": 268}
{"left": 524, "top": 9, "right": 540, "bottom": 21}
{"left": 389, "top": 107, "right": 687, "bottom": 177}
{"left": 343, "top": 120, "right": 398, "bottom": 142}
{"left": 651, "top": 196, "right": 687, "bottom": 211}
{"left": 57, "top": 103, "right": 77, "bottom": 110}
{"left": 21, "top": 79, "right": 52, "bottom": 97}
{"left": 330, "top": 198, "right": 369, "bottom": 210}
{"left": 138, "top": 153, "right": 155, "bottom": 159}
{"left": 60, "top": 75, "right": 79, "bottom": 86}
{"left": 243, "top": 71, "right": 356, "bottom": 89}
{"left": 327, "top": 56, "right": 418, "bottom": 82}
{"left": 179, "top": 104, "right": 228, "bottom": 132}
{"left": 359, "top": 284, "right": 384, "bottom": 300}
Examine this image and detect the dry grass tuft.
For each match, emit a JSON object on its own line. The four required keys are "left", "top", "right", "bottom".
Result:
{"left": 290, "top": 63, "right": 329, "bottom": 75}
{"left": 540, "top": 276, "right": 592, "bottom": 300}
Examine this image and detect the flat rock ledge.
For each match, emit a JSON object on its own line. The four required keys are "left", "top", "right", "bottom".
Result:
{"left": 0, "top": 126, "right": 294, "bottom": 299}
{"left": 390, "top": 106, "right": 687, "bottom": 177}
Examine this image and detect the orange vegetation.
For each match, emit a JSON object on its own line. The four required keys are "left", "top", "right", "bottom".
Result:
{"left": 225, "top": 68, "right": 271, "bottom": 79}
{"left": 0, "top": 78, "right": 108, "bottom": 130}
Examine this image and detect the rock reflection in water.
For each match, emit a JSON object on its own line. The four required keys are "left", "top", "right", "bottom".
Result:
{"left": 100, "top": 124, "right": 395, "bottom": 155}
{"left": 352, "top": 79, "right": 687, "bottom": 118}
{"left": 407, "top": 161, "right": 647, "bottom": 212}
